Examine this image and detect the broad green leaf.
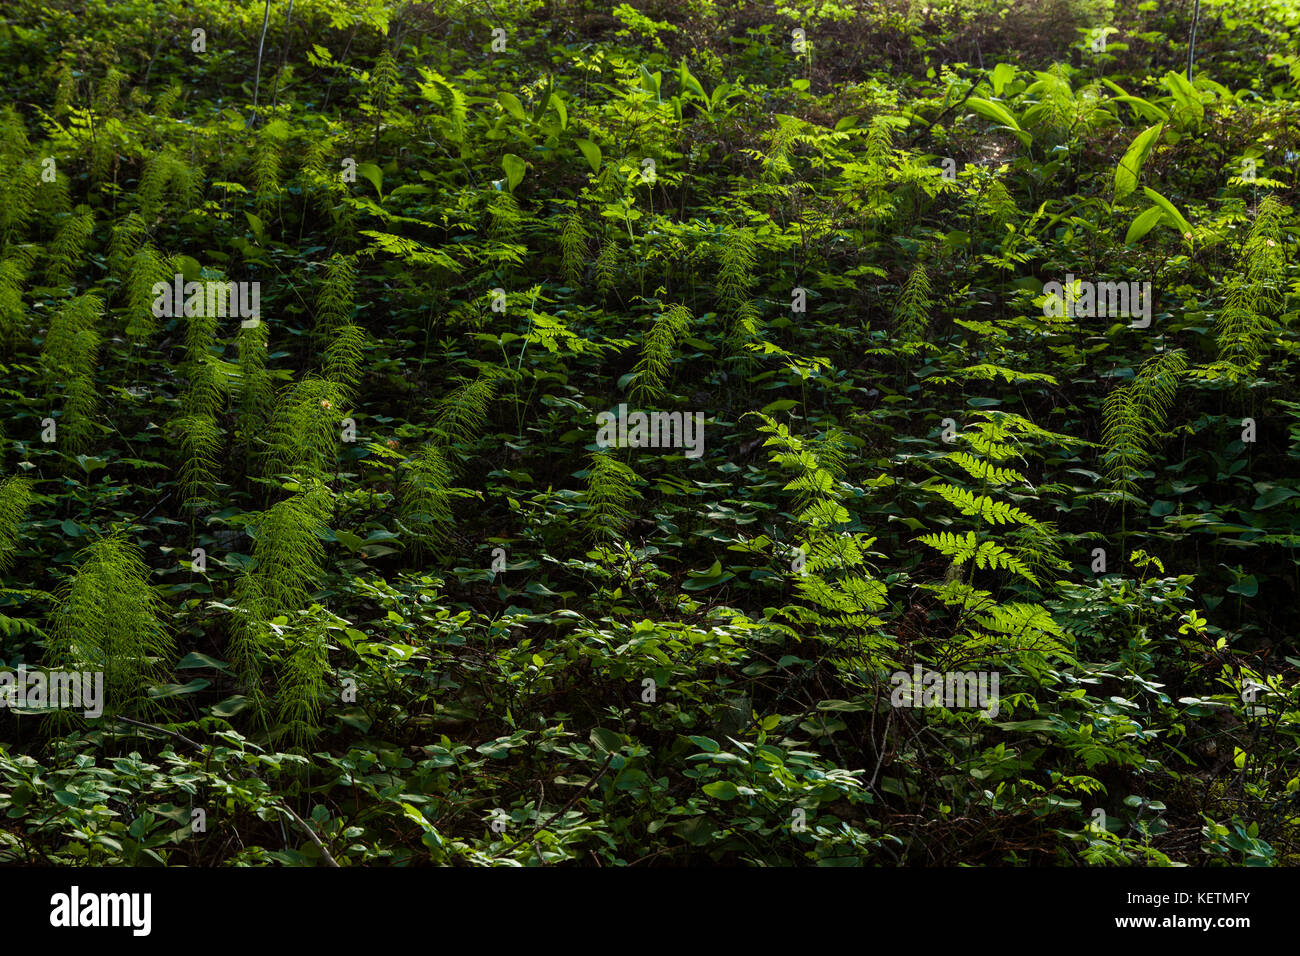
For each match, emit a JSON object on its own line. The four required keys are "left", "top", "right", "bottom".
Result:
{"left": 679, "top": 59, "right": 706, "bottom": 99}
{"left": 497, "top": 91, "right": 526, "bottom": 121}
{"left": 590, "top": 727, "right": 622, "bottom": 754}
{"left": 990, "top": 62, "right": 1016, "bottom": 96}
{"left": 502, "top": 153, "right": 526, "bottom": 192}
{"left": 548, "top": 92, "right": 567, "bottom": 129}
{"left": 1163, "top": 70, "right": 1204, "bottom": 129}
{"left": 1111, "top": 94, "right": 1169, "bottom": 124}
{"left": 176, "top": 652, "right": 232, "bottom": 672}
{"left": 1142, "top": 186, "right": 1194, "bottom": 240}
{"left": 638, "top": 65, "right": 660, "bottom": 97}
{"left": 355, "top": 161, "right": 383, "bottom": 198}
{"left": 1114, "top": 123, "right": 1163, "bottom": 202}
{"left": 575, "top": 138, "right": 601, "bottom": 174}
{"left": 148, "top": 678, "right": 210, "bottom": 699}
{"left": 966, "top": 97, "right": 1032, "bottom": 148}
{"left": 1125, "top": 204, "right": 1167, "bottom": 245}
{"left": 702, "top": 780, "right": 739, "bottom": 800}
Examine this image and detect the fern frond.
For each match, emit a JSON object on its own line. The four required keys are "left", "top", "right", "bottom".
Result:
{"left": 560, "top": 205, "right": 590, "bottom": 285}
{"left": 0, "top": 256, "right": 30, "bottom": 349}
{"left": 893, "top": 262, "right": 932, "bottom": 341}
{"left": 595, "top": 238, "right": 621, "bottom": 298}
{"left": 123, "top": 244, "right": 171, "bottom": 342}
{"left": 632, "top": 304, "right": 692, "bottom": 403}
{"left": 947, "top": 451, "right": 1027, "bottom": 486}
{"left": 1102, "top": 350, "right": 1186, "bottom": 492}
{"left": 137, "top": 151, "right": 202, "bottom": 219}
{"left": 235, "top": 320, "right": 274, "bottom": 438}
{"left": 0, "top": 160, "right": 41, "bottom": 246}
{"left": 107, "top": 212, "right": 148, "bottom": 276}
{"left": 918, "top": 530, "right": 1039, "bottom": 585}
{"left": 716, "top": 228, "right": 756, "bottom": 314}
{"left": 583, "top": 451, "right": 642, "bottom": 542}
{"left": 46, "top": 532, "right": 174, "bottom": 717}
{"left": 41, "top": 294, "right": 102, "bottom": 453}
{"left": 486, "top": 191, "right": 522, "bottom": 241}
{"left": 324, "top": 323, "right": 366, "bottom": 403}
{"left": 252, "top": 125, "right": 285, "bottom": 214}
{"left": 315, "top": 253, "right": 357, "bottom": 338}
{"left": 366, "top": 48, "right": 401, "bottom": 117}
{"left": 932, "top": 484, "right": 1040, "bottom": 527}
{"left": 275, "top": 615, "right": 332, "bottom": 749}
{"left": 170, "top": 414, "right": 222, "bottom": 511}
{"left": 261, "top": 376, "right": 346, "bottom": 479}
{"left": 433, "top": 367, "right": 501, "bottom": 447}
{"left": 398, "top": 443, "right": 455, "bottom": 557}
{"left": 931, "top": 364, "right": 1058, "bottom": 386}
{"left": 45, "top": 205, "right": 94, "bottom": 287}
{"left": 229, "top": 481, "right": 333, "bottom": 688}
{"left": 0, "top": 476, "right": 33, "bottom": 573}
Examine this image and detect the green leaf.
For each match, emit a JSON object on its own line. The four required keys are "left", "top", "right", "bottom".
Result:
{"left": 176, "top": 652, "right": 232, "bottom": 673}
{"left": 702, "top": 780, "right": 739, "bottom": 800}
{"left": 993, "top": 719, "right": 1058, "bottom": 732}
{"left": 817, "top": 699, "right": 868, "bottom": 712}
{"left": 575, "top": 138, "right": 601, "bottom": 174}
{"left": 355, "top": 161, "right": 383, "bottom": 198}
{"left": 1253, "top": 485, "right": 1298, "bottom": 509}
{"left": 679, "top": 59, "right": 706, "bottom": 99}
{"left": 501, "top": 153, "right": 526, "bottom": 192}
{"left": 638, "top": 65, "right": 660, "bottom": 97}
{"left": 548, "top": 92, "right": 567, "bottom": 129}
{"left": 966, "top": 97, "right": 1031, "bottom": 148}
{"left": 1114, "top": 123, "right": 1163, "bottom": 202}
{"left": 1163, "top": 70, "right": 1204, "bottom": 130}
{"left": 990, "top": 63, "right": 1016, "bottom": 96}
{"left": 173, "top": 255, "right": 202, "bottom": 281}
{"left": 590, "top": 727, "right": 622, "bottom": 754}
{"left": 1142, "top": 186, "right": 1193, "bottom": 240}
{"left": 497, "top": 91, "right": 526, "bottom": 121}
{"left": 1110, "top": 94, "right": 1169, "bottom": 125}
{"left": 687, "top": 559, "right": 724, "bottom": 578}
{"left": 334, "top": 530, "right": 365, "bottom": 552}
{"left": 1125, "top": 204, "right": 1167, "bottom": 245}
{"left": 682, "top": 558, "right": 735, "bottom": 591}
{"left": 148, "top": 678, "right": 210, "bottom": 699}
{"left": 1227, "top": 575, "right": 1258, "bottom": 597}
{"left": 210, "top": 695, "right": 250, "bottom": 718}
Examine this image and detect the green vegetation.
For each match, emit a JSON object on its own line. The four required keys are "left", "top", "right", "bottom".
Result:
{"left": 0, "top": 0, "right": 1299, "bottom": 867}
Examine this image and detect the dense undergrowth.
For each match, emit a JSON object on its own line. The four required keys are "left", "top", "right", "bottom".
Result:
{"left": 0, "top": 0, "right": 1299, "bottom": 866}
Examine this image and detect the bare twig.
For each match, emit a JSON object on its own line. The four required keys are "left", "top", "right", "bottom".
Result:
{"left": 278, "top": 803, "right": 340, "bottom": 868}
{"left": 491, "top": 752, "right": 615, "bottom": 859}
{"left": 114, "top": 715, "right": 204, "bottom": 751}
{"left": 115, "top": 715, "right": 340, "bottom": 867}
{"left": 250, "top": 0, "right": 274, "bottom": 126}
{"left": 906, "top": 74, "right": 982, "bottom": 149}
{"left": 270, "top": 0, "right": 296, "bottom": 113}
